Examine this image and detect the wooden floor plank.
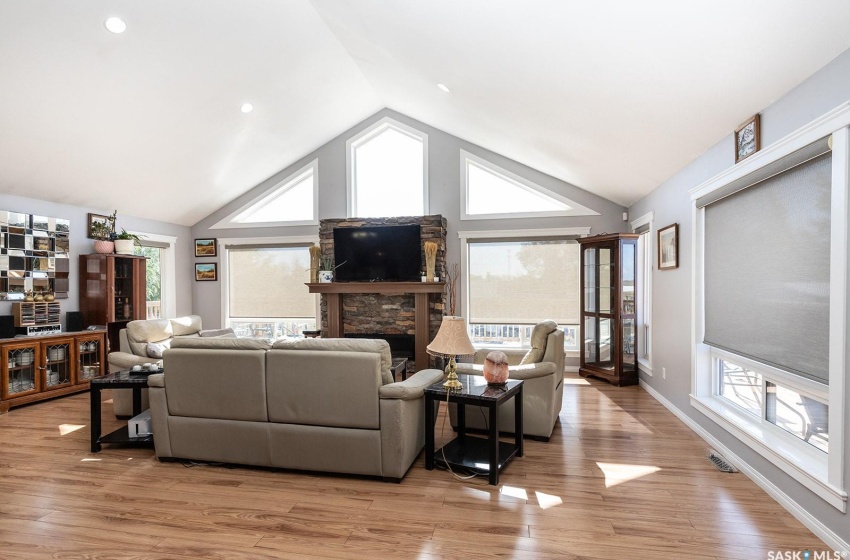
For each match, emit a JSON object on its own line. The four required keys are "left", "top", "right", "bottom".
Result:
{"left": 0, "top": 373, "right": 832, "bottom": 559}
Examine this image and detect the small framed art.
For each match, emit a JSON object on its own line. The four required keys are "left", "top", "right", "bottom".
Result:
{"left": 195, "top": 263, "right": 217, "bottom": 281}
{"left": 194, "top": 238, "right": 217, "bottom": 257}
{"left": 87, "top": 213, "right": 112, "bottom": 239}
{"left": 658, "top": 223, "right": 679, "bottom": 270}
{"left": 735, "top": 114, "right": 760, "bottom": 163}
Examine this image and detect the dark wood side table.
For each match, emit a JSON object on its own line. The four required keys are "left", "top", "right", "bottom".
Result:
{"left": 90, "top": 370, "right": 158, "bottom": 452}
{"left": 425, "top": 374, "right": 523, "bottom": 485}
{"left": 391, "top": 357, "right": 408, "bottom": 381}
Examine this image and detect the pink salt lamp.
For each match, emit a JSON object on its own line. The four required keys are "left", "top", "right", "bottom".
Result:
{"left": 483, "top": 351, "right": 509, "bottom": 385}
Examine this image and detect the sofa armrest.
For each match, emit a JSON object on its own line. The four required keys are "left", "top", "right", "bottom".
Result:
{"left": 455, "top": 361, "right": 555, "bottom": 380}
{"left": 379, "top": 369, "right": 443, "bottom": 400}
{"left": 107, "top": 351, "right": 161, "bottom": 372}
{"left": 148, "top": 373, "right": 165, "bottom": 388}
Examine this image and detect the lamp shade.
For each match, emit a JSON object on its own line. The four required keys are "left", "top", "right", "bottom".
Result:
{"left": 426, "top": 316, "right": 475, "bottom": 357}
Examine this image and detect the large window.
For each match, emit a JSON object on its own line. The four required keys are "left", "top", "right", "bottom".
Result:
{"left": 461, "top": 229, "right": 588, "bottom": 350}
{"left": 347, "top": 117, "right": 427, "bottom": 218}
{"left": 131, "top": 232, "right": 176, "bottom": 320}
{"left": 225, "top": 243, "right": 317, "bottom": 339}
{"left": 631, "top": 211, "right": 653, "bottom": 374}
{"left": 691, "top": 119, "right": 849, "bottom": 511}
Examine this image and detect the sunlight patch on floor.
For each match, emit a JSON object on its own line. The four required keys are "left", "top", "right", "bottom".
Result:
{"left": 58, "top": 424, "right": 85, "bottom": 436}
{"left": 500, "top": 485, "right": 528, "bottom": 500}
{"left": 597, "top": 462, "right": 661, "bottom": 488}
{"left": 562, "top": 377, "right": 591, "bottom": 385}
{"left": 81, "top": 458, "right": 101, "bottom": 462}
{"left": 534, "top": 491, "right": 563, "bottom": 509}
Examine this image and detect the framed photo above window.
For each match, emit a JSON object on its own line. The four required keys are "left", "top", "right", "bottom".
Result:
{"left": 194, "top": 238, "right": 217, "bottom": 257}
{"left": 735, "top": 114, "right": 760, "bottom": 163}
{"left": 657, "top": 223, "right": 678, "bottom": 270}
{"left": 195, "top": 263, "right": 217, "bottom": 281}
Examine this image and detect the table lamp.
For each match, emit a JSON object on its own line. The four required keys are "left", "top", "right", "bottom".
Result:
{"left": 426, "top": 316, "right": 476, "bottom": 390}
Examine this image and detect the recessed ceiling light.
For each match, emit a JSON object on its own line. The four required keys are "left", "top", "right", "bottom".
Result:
{"left": 437, "top": 83, "right": 450, "bottom": 93}
{"left": 104, "top": 17, "right": 126, "bottom": 34}
{"left": 241, "top": 103, "right": 254, "bottom": 113}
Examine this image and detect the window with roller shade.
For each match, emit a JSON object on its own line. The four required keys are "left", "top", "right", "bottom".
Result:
{"left": 467, "top": 238, "right": 579, "bottom": 349}
{"left": 226, "top": 245, "right": 317, "bottom": 338}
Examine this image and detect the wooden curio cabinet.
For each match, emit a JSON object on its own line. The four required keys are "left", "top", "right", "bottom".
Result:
{"left": 79, "top": 254, "right": 146, "bottom": 350}
{"left": 578, "top": 233, "right": 639, "bottom": 386}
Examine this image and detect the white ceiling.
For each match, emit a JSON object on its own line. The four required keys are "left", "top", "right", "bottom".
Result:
{"left": 2, "top": 1, "right": 850, "bottom": 226}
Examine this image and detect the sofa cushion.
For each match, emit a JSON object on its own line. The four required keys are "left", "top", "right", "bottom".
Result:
{"left": 127, "top": 318, "right": 173, "bottom": 356}
{"left": 146, "top": 339, "right": 172, "bottom": 359}
{"left": 520, "top": 320, "right": 558, "bottom": 365}
{"left": 170, "top": 315, "right": 203, "bottom": 336}
{"left": 199, "top": 327, "right": 236, "bottom": 338}
{"left": 272, "top": 338, "right": 394, "bottom": 385}
{"left": 170, "top": 337, "right": 271, "bottom": 351}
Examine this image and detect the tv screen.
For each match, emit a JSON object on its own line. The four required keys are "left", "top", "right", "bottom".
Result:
{"left": 333, "top": 225, "right": 421, "bottom": 282}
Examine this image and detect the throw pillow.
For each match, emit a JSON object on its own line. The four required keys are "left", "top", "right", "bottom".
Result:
{"left": 146, "top": 339, "right": 173, "bottom": 359}
{"left": 519, "top": 320, "right": 558, "bottom": 365}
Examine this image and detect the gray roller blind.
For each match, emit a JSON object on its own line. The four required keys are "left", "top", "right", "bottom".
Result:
{"left": 468, "top": 239, "right": 579, "bottom": 324}
{"left": 704, "top": 152, "right": 831, "bottom": 383}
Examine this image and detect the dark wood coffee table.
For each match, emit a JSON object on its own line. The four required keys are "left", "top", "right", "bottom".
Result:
{"left": 425, "top": 374, "right": 523, "bottom": 485}
{"left": 90, "top": 370, "right": 159, "bottom": 452}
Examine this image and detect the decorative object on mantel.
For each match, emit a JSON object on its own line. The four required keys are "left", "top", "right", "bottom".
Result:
{"left": 657, "top": 223, "right": 679, "bottom": 270}
{"left": 194, "top": 238, "right": 217, "bottom": 257}
{"left": 317, "top": 255, "right": 345, "bottom": 283}
{"left": 114, "top": 229, "right": 143, "bottom": 255}
{"left": 309, "top": 244, "right": 321, "bottom": 283}
{"left": 195, "top": 263, "right": 217, "bottom": 281}
{"left": 445, "top": 263, "right": 460, "bottom": 315}
{"left": 483, "top": 350, "right": 509, "bottom": 385}
{"left": 735, "top": 113, "right": 760, "bottom": 163}
{"left": 424, "top": 241, "right": 437, "bottom": 282}
{"left": 426, "top": 315, "right": 476, "bottom": 391}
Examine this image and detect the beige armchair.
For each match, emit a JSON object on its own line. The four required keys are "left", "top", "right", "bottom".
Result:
{"left": 453, "top": 321, "right": 565, "bottom": 440}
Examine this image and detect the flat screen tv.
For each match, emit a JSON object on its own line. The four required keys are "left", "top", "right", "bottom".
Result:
{"left": 333, "top": 225, "right": 421, "bottom": 282}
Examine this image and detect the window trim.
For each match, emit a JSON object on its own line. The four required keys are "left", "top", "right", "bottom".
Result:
{"left": 458, "top": 227, "right": 590, "bottom": 355}
{"left": 127, "top": 231, "right": 177, "bottom": 320}
{"left": 346, "top": 117, "right": 429, "bottom": 218}
{"left": 210, "top": 160, "right": 319, "bottom": 229}
{"left": 689, "top": 102, "right": 850, "bottom": 511}
{"left": 630, "top": 211, "right": 654, "bottom": 376}
{"left": 218, "top": 236, "right": 320, "bottom": 331}
{"left": 459, "top": 150, "right": 599, "bottom": 220}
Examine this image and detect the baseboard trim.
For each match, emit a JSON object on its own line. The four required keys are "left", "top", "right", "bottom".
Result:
{"left": 639, "top": 380, "right": 849, "bottom": 552}
{"left": 565, "top": 365, "right": 579, "bottom": 373}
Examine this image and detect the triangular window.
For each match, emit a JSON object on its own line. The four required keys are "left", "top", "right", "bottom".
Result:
{"left": 212, "top": 160, "right": 318, "bottom": 228}
{"left": 461, "top": 150, "right": 598, "bottom": 220}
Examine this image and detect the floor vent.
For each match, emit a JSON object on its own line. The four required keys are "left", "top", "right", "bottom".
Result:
{"left": 708, "top": 450, "right": 738, "bottom": 473}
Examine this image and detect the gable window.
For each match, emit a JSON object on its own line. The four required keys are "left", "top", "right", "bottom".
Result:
{"left": 222, "top": 239, "right": 318, "bottom": 338}
{"left": 691, "top": 117, "right": 849, "bottom": 511}
{"left": 211, "top": 160, "right": 318, "bottom": 228}
{"left": 347, "top": 117, "right": 428, "bottom": 217}
{"left": 460, "top": 150, "right": 599, "bottom": 220}
{"left": 460, "top": 228, "right": 589, "bottom": 351}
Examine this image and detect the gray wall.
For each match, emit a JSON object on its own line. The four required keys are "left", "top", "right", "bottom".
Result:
{"left": 629, "top": 48, "right": 850, "bottom": 541}
{"left": 0, "top": 193, "right": 194, "bottom": 327}
{"left": 191, "top": 108, "right": 628, "bottom": 328}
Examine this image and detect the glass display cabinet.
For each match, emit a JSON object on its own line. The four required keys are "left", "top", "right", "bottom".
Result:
{"left": 578, "top": 233, "right": 639, "bottom": 386}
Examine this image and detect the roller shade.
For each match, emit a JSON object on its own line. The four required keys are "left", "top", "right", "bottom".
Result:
{"left": 468, "top": 239, "right": 579, "bottom": 324}
{"left": 228, "top": 246, "right": 315, "bottom": 318}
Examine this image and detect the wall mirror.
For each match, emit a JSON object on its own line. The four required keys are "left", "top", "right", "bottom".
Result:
{"left": 0, "top": 211, "right": 71, "bottom": 299}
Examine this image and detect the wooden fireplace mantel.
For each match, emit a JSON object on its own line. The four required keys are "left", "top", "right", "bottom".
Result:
{"left": 306, "top": 282, "right": 445, "bottom": 371}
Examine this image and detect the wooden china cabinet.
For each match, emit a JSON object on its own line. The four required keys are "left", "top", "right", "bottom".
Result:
{"left": 578, "top": 233, "right": 639, "bottom": 386}
{"left": 79, "top": 254, "right": 146, "bottom": 350}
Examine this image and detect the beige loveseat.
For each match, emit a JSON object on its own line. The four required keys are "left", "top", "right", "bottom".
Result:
{"left": 148, "top": 337, "right": 444, "bottom": 481}
{"left": 107, "top": 315, "right": 232, "bottom": 416}
{"left": 453, "top": 321, "right": 565, "bottom": 440}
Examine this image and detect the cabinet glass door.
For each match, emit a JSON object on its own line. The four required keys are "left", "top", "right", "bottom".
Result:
{"left": 621, "top": 241, "right": 637, "bottom": 373}
{"left": 113, "top": 257, "right": 136, "bottom": 321}
{"left": 77, "top": 337, "right": 103, "bottom": 381}
{"left": 4, "top": 344, "right": 38, "bottom": 397}
{"left": 44, "top": 341, "right": 72, "bottom": 389}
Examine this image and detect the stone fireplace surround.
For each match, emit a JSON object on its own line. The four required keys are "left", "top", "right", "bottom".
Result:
{"left": 318, "top": 215, "right": 447, "bottom": 369}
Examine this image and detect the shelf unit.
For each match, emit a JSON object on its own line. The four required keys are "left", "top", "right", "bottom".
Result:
{"left": 12, "top": 302, "right": 61, "bottom": 327}
{"left": 79, "top": 254, "right": 146, "bottom": 350}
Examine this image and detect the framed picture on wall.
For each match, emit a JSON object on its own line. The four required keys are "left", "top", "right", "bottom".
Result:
{"left": 195, "top": 263, "right": 217, "bottom": 281}
{"left": 658, "top": 223, "right": 679, "bottom": 270}
{"left": 194, "top": 238, "right": 217, "bottom": 257}
{"left": 735, "top": 114, "right": 760, "bottom": 163}
{"left": 87, "top": 213, "right": 112, "bottom": 239}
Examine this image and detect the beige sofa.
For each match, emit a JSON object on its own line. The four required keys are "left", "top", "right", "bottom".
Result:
{"left": 454, "top": 321, "right": 565, "bottom": 440}
{"left": 107, "top": 316, "right": 232, "bottom": 416}
{"left": 148, "top": 337, "right": 444, "bottom": 481}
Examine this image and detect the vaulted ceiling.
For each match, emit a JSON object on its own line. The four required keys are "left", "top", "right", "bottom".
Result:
{"left": 2, "top": 1, "right": 850, "bottom": 226}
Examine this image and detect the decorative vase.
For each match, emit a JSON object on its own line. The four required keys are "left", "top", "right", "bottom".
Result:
{"left": 33, "top": 292, "right": 44, "bottom": 302}
{"left": 114, "top": 239, "right": 135, "bottom": 255}
{"left": 94, "top": 240, "right": 114, "bottom": 254}
{"left": 483, "top": 350, "right": 509, "bottom": 385}
{"left": 44, "top": 292, "right": 55, "bottom": 302}
{"left": 318, "top": 270, "right": 333, "bottom": 283}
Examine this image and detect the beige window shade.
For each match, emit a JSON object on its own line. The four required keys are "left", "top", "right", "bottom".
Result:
{"left": 228, "top": 246, "right": 315, "bottom": 319}
{"left": 468, "top": 239, "right": 579, "bottom": 324}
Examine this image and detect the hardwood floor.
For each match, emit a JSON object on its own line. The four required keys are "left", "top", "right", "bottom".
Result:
{"left": 0, "top": 374, "right": 829, "bottom": 559}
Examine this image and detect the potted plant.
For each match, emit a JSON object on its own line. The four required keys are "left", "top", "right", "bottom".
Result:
{"left": 90, "top": 212, "right": 116, "bottom": 254}
{"left": 113, "top": 229, "right": 143, "bottom": 255}
{"left": 318, "top": 255, "right": 346, "bottom": 283}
